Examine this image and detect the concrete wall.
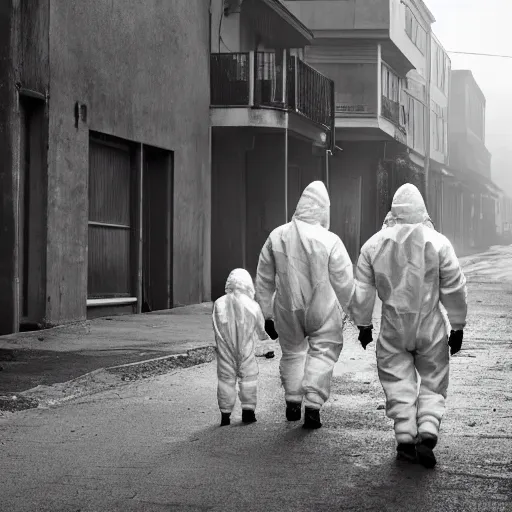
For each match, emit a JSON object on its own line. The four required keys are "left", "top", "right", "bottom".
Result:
{"left": 313, "top": 62, "right": 378, "bottom": 115}
{"left": 45, "top": 0, "right": 211, "bottom": 324}
{"left": 211, "top": 0, "right": 244, "bottom": 53}
{"left": 429, "top": 35, "right": 449, "bottom": 166}
{"left": 0, "top": 2, "right": 18, "bottom": 334}
{"left": 211, "top": 129, "right": 249, "bottom": 300}
{"left": 329, "top": 141, "right": 382, "bottom": 258}
{"left": 389, "top": 0, "right": 429, "bottom": 78}
{"left": 284, "top": 0, "right": 389, "bottom": 32}
{"left": 245, "top": 133, "right": 287, "bottom": 277}
{"left": 211, "top": 130, "right": 324, "bottom": 299}
{"left": 211, "top": 129, "right": 287, "bottom": 299}
{"left": 288, "top": 135, "right": 325, "bottom": 216}
{"left": 449, "top": 72, "right": 491, "bottom": 177}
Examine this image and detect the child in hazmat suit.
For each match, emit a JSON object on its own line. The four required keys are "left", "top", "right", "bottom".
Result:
{"left": 212, "top": 268, "right": 273, "bottom": 427}
{"left": 351, "top": 184, "right": 467, "bottom": 469}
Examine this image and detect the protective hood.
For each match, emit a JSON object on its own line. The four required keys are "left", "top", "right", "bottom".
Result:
{"left": 225, "top": 268, "right": 255, "bottom": 300}
{"left": 389, "top": 183, "right": 430, "bottom": 225}
{"left": 292, "top": 181, "right": 330, "bottom": 229}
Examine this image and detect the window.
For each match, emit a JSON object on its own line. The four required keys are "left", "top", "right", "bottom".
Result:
{"left": 406, "top": 94, "right": 425, "bottom": 154}
{"left": 381, "top": 63, "right": 400, "bottom": 103}
{"left": 432, "top": 42, "right": 450, "bottom": 94}
{"left": 432, "top": 102, "right": 447, "bottom": 154}
{"left": 381, "top": 63, "right": 402, "bottom": 125}
{"left": 405, "top": 5, "right": 427, "bottom": 55}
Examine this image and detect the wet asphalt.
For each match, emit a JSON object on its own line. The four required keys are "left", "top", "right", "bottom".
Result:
{"left": 0, "top": 251, "right": 511, "bottom": 511}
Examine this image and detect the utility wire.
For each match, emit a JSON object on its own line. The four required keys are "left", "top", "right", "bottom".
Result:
{"left": 448, "top": 50, "right": 512, "bottom": 59}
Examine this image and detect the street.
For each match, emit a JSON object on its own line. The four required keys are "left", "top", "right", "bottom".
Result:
{"left": 1, "top": 248, "right": 512, "bottom": 512}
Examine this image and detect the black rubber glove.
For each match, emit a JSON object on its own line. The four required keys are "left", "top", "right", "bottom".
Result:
{"left": 448, "top": 330, "right": 463, "bottom": 356}
{"left": 265, "top": 319, "right": 279, "bottom": 340}
{"left": 358, "top": 325, "right": 373, "bottom": 350}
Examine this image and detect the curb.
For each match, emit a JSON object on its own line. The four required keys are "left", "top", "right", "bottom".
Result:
{"left": 106, "top": 346, "right": 216, "bottom": 381}
{"left": 0, "top": 345, "right": 216, "bottom": 412}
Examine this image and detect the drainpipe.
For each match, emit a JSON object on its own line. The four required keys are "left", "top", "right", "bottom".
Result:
{"left": 424, "top": 26, "right": 433, "bottom": 208}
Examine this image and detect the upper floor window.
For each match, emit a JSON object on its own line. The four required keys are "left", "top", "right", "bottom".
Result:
{"left": 381, "top": 63, "right": 404, "bottom": 126}
{"left": 431, "top": 101, "right": 447, "bottom": 154}
{"left": 432, "top": 41, "right": 449, "bottom": 94}
{"left": 381, "top": 63, "right": 401, "bottom": 103}
{"left": 405, "top": 5, "right": 427, "bottom": 55}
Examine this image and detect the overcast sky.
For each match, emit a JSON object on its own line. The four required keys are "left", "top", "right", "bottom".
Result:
{"left": 425, "top": 0, "right": 512, "bottom": 194}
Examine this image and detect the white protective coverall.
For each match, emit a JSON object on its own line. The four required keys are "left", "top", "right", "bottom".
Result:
{"left": 255, "top": 181, "right": 354, "bottom": 410}
{"left": 212, "top": 269, "right": 269, "bottom": 413}
{"left": 351, "top": 184, "right": 467, "bottom": 444}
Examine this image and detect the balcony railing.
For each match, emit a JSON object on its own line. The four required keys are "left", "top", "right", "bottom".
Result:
{"left": 211, "top": 51, "right": 335, "bottom": 141}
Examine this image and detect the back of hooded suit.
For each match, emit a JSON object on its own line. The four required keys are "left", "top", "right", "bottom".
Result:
{"left": 256, "top": 181, "right": 354, "bottom": 414}
{"left": 351, "top": 184, "right": 467, "bottom": 445}
{"left": 213, "top": 269, "right": 268, "bottom": 417}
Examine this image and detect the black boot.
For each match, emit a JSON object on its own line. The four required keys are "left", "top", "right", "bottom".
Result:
{"left": 241, "top": 409, "right": 257, "bottom": 424}
{"left": 416, "top": 435, "right": 438, "bottom": 469}
{"left": 220, "top": 412, "right": 231, "bottom": 427}
{"left": 396, "top": 443, "right": 418, "bottom": 463}
{"left": 303, "top": 407, "right": 322, "bottom": 429}
{"left": 285, "top": 401, "right": 302, "bottom": 422}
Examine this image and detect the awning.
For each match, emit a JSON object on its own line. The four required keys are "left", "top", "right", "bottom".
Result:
{"left": 243, "top": 0, "right": 313, "bottom": 49}
{"left": 485, "top": 183, "right": 500, "bottom": 197}
{"left": 441, "top": 168, "right": 453, "bottom": 177}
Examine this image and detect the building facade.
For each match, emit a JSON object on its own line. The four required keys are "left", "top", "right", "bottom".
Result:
{"left": 444, "top": 69, "right": 496, "bottom": 253}
{"left": 210, "top": 0, "right": 335, "bottom": 299}
{"left": 0, "top": 0, "right": 211, "bottom": 334}
{"left": 284, "top": 0, "right": 443, "bottom": 258}
{"left": 427, "top": 32, "right": 451, "bottom": 230}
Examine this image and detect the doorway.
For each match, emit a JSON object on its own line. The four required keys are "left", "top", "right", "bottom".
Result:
{"left": 330, "top": 174, "right": 362, "bottom": 262}
{"left": 142, "top": 147, "right": 173, "bottom": 312}
{"left": 19, "top": 97, "right": 47, "bottom": 331}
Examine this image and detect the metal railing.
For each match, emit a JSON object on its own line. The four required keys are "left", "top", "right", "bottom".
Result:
{"left": 210, "top": 51, "right": 335, "bottom": 136}
{"left": 254, "top": 52, "right": 285, "bottom": 107}
{"left": 210, "top": 53, "right": 250, "bottom": 106}
{"left": 289, "top": 57, "right": 334, "bottom": 130}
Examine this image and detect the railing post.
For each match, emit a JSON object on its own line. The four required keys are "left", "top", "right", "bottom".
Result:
{"left": 282, "top": 49, "right": 287, "bottom": 105}
{"left": 294, "top": 56, "right": 299, "bottom": 112}
{"left": 377, "top": 43, "right": 382, "bottom": 118}
{"left": 249, "top": 51, "right": 255, "bottom": 107}
{"left": 330, "top": 79, "right": 336, "bottom": 152}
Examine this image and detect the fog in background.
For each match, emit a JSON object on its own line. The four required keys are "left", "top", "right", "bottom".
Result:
{"left": 427, "top": 0, "right": 512, "bottom": 195}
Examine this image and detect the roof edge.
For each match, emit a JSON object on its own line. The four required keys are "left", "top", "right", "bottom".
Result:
{"left": 262, "top": 0, "right": 314, "bottom": 43}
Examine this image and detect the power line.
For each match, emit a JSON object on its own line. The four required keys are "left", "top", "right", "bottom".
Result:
{"left": 448, "top": 50, "right": 512, "bottom": 59}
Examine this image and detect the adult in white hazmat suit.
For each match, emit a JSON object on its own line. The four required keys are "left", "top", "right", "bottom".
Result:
{"left": 255, "top": 181, "right": 354, "bottom": 429}
{"left": 351, "top": 184, "right": 467, "bottom": 468}
{"left": 212, "top": 268, "right": 271, "bottom": 426}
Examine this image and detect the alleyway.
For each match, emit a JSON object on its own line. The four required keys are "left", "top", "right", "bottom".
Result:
{"left": 0, "top": 247, "right": 511, "bottom": 511}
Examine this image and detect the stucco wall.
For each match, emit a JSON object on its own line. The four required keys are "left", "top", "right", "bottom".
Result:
{"left": 284, "top": 0, "right": 389, "bottom": 32}
{"left": 314, "top": 62, "right": 378, "bottom": 115}
{"left": 211, "top": 0, "right": 243, "bottom": 53}
{"left": 0, "top": 1, "right": 18, "bottom": 334}
{"left": 389, "top": 0, "right": 428, "bottom": 77}
{"left": 46, "top": 0, "right": 211, "bottom": 324}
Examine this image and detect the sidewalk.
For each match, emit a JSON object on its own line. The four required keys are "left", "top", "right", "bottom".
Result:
{"left": 0, "top": 245, "right": 508, "bottom": 410}
{"left": 0, "top": 303, "right": 216, "bottom": 399}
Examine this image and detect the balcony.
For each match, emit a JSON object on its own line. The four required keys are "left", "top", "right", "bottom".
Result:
{"left": 210, "top": 51, "right": 335, "bottom": 147}
{"left": 324, "top": 60, "right": 407, "bottom": 144}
